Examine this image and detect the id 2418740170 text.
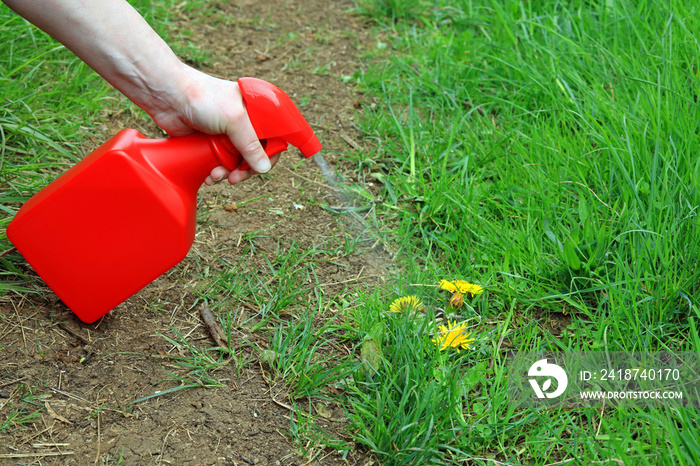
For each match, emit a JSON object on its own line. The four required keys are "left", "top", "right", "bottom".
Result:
{"left": 579, "top": 368, "right": 681, "bottom": 382}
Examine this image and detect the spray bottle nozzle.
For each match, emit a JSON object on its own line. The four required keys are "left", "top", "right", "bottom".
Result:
{"left": 206, "top": 78, "right": 321, "bottom": 172}
{"left": 238, "top": 77, "right": 322, "bottom": 158}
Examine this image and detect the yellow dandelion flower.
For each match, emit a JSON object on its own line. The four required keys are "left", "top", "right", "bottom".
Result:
{"left": 389, "top": 295, "right": 424, "bottom": 313}
{"left": 431, "top": 321, "right": 475, "bottom": 352}
{"left": 439, "top": 279, "right": 483, "bottom": 297}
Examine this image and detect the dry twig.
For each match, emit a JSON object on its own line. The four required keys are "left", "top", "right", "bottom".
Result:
{"left": 0, "top": 247, "right": 17, "bottom": 259}
{"left": 57, "top": 323, "right": 90, "bottom": 345}
{"left": 0, "top": 376, "right": 27, "bottom": 389}
{"left": 0, "top": 452, "right": 75, "bottom": 459}
{"left": 199, "top": 306, "right": 229, "bottom": 351}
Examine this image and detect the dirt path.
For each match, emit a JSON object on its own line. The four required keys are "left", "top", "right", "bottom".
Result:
{"left": 0, "top": 1, "right": 385, "bottom": 464}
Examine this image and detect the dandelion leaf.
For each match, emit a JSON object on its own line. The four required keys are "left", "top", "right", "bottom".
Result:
{"left": 361, "top": 337, "right": 383, "bottom": 377}
{"left": 563, "top": 239, "right": 581, "bottom": 271}
{"left": 368, "top": 322, "right": 385, "bottom": 347}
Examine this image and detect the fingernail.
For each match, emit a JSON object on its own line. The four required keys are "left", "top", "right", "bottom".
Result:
{"left": 255, "top": 157, "right": 271, "bottom": 174}
{"left": 211, "top": 168, "right": 226, "bottom": 181}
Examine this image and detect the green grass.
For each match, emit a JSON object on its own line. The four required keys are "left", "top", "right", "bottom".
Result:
{"left": 333, "top": 0, "right": 700, "bottom": 464}
{"left": 190, "top": 235, "right": 368, "bottom": 459}
{"left": 0, "top": 380, "right": 47, "bottom": 431}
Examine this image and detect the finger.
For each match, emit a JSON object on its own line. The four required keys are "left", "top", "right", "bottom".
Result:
{"left": 226, "top": 117, "right": 270, "bottom": 174}
{"left": 227, "top": 153, "right": 281, "bottom": 185}
{"left": 227, "top": 168, "right": 255, "bottom": 185}
{"left": 210, "top": 166, "right": 229, "bottom": 182}
{"left": 204, "top": 167, "right": 229, "bottom": 186}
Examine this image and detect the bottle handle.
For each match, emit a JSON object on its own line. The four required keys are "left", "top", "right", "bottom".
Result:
{"left": 209, "top": 136, "right": 289, "bottom": 171}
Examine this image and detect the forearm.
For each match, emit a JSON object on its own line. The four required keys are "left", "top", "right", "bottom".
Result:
{"left": 2, "top": 0, "right": 186, "bottom": 117}
{"left": 4, "top": 0, "right": 273, "bottom": 177}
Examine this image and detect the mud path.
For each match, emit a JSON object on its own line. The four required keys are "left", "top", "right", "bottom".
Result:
{"left": 0, "top": 1, "right": 386, "bottom": 464}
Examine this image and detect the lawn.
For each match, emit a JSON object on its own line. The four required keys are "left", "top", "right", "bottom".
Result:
{"left": 1, "top": 0, "right": 699, "bottom": 464}
{"left": 338, "top": 0, "right": 700, "bottom": 463}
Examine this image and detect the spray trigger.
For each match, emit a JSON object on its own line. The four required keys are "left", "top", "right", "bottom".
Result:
{"left": 236, "top": 137, "right": 288, "bottom": 171}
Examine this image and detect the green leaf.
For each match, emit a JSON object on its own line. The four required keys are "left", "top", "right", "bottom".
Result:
{"left": 360, "top": 338, "right": 383, "bottom": 377}
{"left": 563, "top": 239, "right": 581, "bottom": 271}
{"left": 368, "top": 322, "right": 385, "bottom": 347}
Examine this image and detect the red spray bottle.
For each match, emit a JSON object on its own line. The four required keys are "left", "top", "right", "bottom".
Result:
{"left": 6, "top": 78, "right": 322, "bottom": 323}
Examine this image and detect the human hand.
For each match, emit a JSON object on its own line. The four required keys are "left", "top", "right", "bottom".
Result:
{"left": 150, "top": 65, "right": 279, "bottom": 185}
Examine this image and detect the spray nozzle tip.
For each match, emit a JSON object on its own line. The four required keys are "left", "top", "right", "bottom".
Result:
{"left": 298, "top": 135, "right": 322, "bottom": 158}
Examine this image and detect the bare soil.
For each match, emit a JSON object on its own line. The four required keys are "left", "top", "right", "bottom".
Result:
{"left": 0, "top": 1, "right": 386, "bottom": 464}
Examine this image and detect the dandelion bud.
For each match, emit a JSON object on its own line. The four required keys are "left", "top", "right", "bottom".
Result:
{"left": 449, "top": 292, "right": 464, "bottom": 309}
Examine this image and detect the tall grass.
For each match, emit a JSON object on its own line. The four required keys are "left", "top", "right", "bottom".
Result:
{"left": 353, "top": 0, "right": 700, "bottom": 332}
{"left": 340, "top": 0, "right": 700, "bottom": 463}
